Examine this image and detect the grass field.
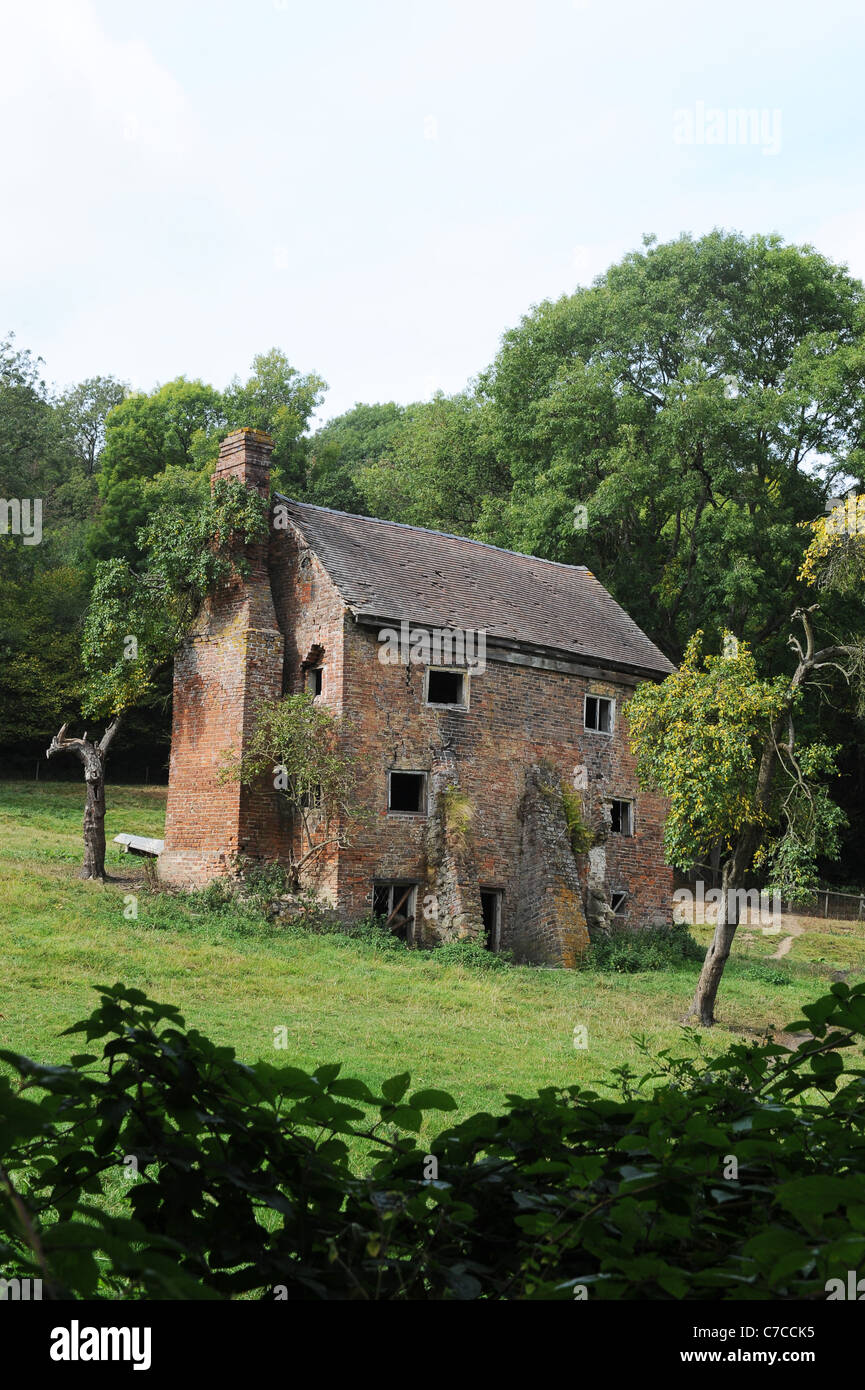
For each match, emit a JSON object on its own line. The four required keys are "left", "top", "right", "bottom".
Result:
{"left": 2, "top": 779, "right": 863, "bottom": 1131}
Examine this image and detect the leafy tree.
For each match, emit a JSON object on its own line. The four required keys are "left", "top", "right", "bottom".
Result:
{"left": 628, "top": 616, "right": 857, "bottom": 1025}
{"left": 0, "top": 341, "right": 326, "bottom": 781}
{"left": 0, "top": 335, "right": 102, "bottom": 768}
{"left": 55, "top": 376, "right": 128, "bottom": 476}
{"left": 220, "top": 691, "right": 363, "bottom": 888}
{"left": 86, "top": 478, "right": 152, "bottom": 566}
{"left": 356, "top": 391, "right": 508, "bottom": 532}
{"left": 222, "top": 349, "right": 326, "bottom": 495}
{"left": 0, "top": 338, "right": 111, "bottom": 539}
{"left": 89, "top": 357, "right": 325, "bottom": 559}
{"left": 800, "top": 493, "right": 865, "bottom": 596}
{"left": 482, "top": 231, "right": 865, "bottom": 667}
{"left": 0, "top": 334, "right": 59, "bottom": 497}
{"left": 0, "top": 566, "right": 88, "bottom": 746}
{"left": 83, "top": 478, "right": 268, "bottom": 720}
{"left": 88, "top": 378, "right": 224, "bottom": 562}
{"left": 49, "top": 479, "right": 268, "bottom": 878}
{"left": 98, "top": 377, "right": 224, "bottom": 491}
{"left": 798, "top": 491, "right": 865, "bottom": 728}
{"left": 305, "top": 401, "right": 405, "bottom": 512}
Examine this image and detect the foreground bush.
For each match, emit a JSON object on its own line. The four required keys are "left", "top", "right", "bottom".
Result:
{"left": 1, "top": 982, "right": 864, "bottom": 1299}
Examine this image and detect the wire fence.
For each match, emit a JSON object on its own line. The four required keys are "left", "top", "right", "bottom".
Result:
{"left": 674, "top": 866, "right": 865, "bottom": 922}
{"left": 777, "top": 890, "right": 865, "bottom": 922}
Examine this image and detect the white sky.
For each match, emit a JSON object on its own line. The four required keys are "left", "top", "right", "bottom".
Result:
{"left": 2, "top": 0, "right": 865, "bottom": 421}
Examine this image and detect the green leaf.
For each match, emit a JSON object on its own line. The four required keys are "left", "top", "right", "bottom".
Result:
{"left": 408, "top": 1088, "right": 457, "bottom": 1111}
{"left": 775, "top": 1177, "right": 852, "bottom": 1219}
{"left": 387, "top": 1105, "right": 423, "bottom": 1132}
{"left": 381, "top": 1072, "right": 412, "bottom": 1103}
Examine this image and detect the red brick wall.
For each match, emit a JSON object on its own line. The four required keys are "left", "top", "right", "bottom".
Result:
{"left": 267, "top": 523, "right": 350, "bottom": 904}
{"left": 322, "top": 618, "right": 672, "bottom": 947}
{"left": 159, "top": 431, "right": 285, "bottom": 888}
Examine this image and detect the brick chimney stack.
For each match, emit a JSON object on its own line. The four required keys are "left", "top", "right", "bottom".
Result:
{"left": 212, "top": 427, "right": 274, "bottom": 498}
{"left": 210, "top": 428, "right": 276, "bottom": 614}
{"left": 159, "top": 429, "right": 286, "bottom": 887}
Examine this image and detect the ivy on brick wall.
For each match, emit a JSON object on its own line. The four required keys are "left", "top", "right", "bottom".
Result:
{"left": 82, "top": 477, "right": 268, "bottom": 719}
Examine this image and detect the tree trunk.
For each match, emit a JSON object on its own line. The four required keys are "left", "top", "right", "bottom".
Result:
{"left": 683, "top": 610, "right": 852, "bottom": 1026}
{"left": 686, "top": 862, "right": 741, "bottom": 1025}
{"left": 45, "top": 719, "right": 120, "bottom": 880}
{"left": 686, "top": 800, "right": 767, "bottom": 1025}
{"left": 81, "top": 773, "right": 108, "bottom": 879}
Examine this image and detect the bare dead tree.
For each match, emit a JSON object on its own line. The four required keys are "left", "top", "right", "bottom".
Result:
{"left": 45, "top": 718, "right": 121, "bottom": 880}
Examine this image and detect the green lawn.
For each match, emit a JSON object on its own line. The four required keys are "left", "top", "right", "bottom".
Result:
{"left": 2, "top": 779, "right": 863, "bottom": 1130}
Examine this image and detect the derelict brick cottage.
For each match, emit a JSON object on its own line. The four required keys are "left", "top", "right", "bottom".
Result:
{"left": 159, "top": 428, "right": 674, "bottom": 965}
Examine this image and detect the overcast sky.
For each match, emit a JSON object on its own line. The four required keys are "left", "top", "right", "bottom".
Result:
{"left": 3, "top": 0, "right": 865, "bottom": 421}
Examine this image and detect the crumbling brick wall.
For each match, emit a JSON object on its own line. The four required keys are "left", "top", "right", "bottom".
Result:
{"left": 511, "top": 766, "right": 591, "bottom": 965}
{"left": 326, "top": 619, "right": 671, "bottom": 952}
{"left": 419, "top": 752, "right": 484, "bottom": 944}
{"left": 267, "top": 521, "right": 350, "bottom": 906}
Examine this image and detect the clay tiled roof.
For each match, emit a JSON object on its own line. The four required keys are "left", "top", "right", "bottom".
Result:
{"left": 276, "top": 498, "right": 675, "bottom": 678}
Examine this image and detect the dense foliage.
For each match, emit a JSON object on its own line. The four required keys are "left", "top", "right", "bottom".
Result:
{"left": 1, "top": 980, "right": 864, "bottom": 1299}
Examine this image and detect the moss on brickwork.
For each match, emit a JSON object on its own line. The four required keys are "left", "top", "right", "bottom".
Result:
{"left": 559, "top": 781, "right": 594, "bottom": 856}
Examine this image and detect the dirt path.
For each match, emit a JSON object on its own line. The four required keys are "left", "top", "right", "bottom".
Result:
{"left": 770, "top": 920, "right": 804, "bottom": 960}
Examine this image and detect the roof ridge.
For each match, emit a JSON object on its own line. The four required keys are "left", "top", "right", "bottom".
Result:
{"left": 274, "top": 494, "right": 589, "bottom": 574}
{"left": 271, "top": 493, "right": 674, "bottom": 676}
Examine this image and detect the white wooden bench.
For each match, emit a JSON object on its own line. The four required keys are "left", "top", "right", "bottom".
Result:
{"left": 113, "top": 834, "right": 164, "bottom": 858}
